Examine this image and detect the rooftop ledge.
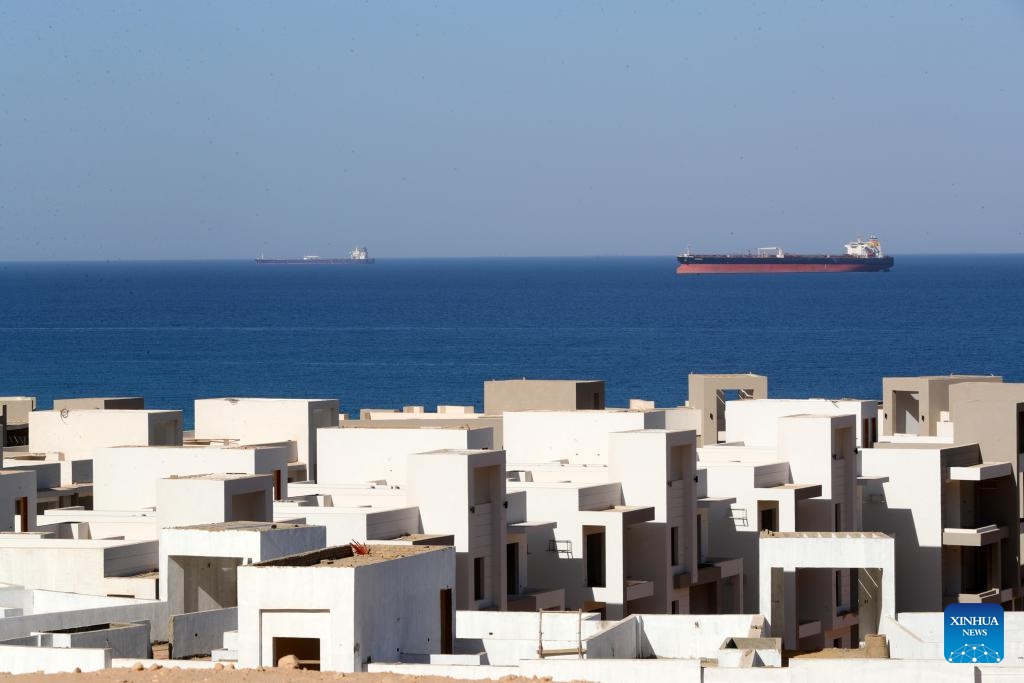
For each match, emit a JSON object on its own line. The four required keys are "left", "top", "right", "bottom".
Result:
{"left": 942, "top": 525, "right": 1008, "bottom": 546}
{"left": 948, "top": 462, "right": 1014, "bottom": 481}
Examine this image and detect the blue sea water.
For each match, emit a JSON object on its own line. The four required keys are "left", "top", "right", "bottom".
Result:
{"left": 1, "top": 255, "right": 1022, "bottom": 427}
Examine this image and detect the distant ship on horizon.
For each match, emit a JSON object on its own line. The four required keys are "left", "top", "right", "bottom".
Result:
{"left": 255, "top": 246, "right": 375, "bottom": 265}
{"left": 676, "top": 236, "right": 894, "bottom": 274}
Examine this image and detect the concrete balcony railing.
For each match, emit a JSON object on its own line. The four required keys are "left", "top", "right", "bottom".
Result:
{"left": 673, "top": 556, "right": 743, "bottom": 589}
{"left": 624, "top": 577, "right": 655, "bottom": 602}
{"left": 942, "top": 524, "right": 1008, "bottom": 547}
{"left": 950, "top": 587, "right": 1012, "bottom": 604}
{"left": 506, "top": 587, "right": 566, "bottom": 612}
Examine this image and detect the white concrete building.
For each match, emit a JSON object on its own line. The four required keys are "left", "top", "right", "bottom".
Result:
{"left": 316, "top": 422, "right": 493, "bottom": 487}
{"left": 0, "top": 469, "right": 37, "bottom": 532}
{"left": 236, "top": 543, "right": 456, "bottom": 672}
{"left": 93, "top": 443, "right": 290, "bottom": 510}
{"left": 156, "top": 474, "right": 274, "bottom": 529}
{"left": 27, "top": 409, "right": 183, "bottom": 485}
{"left": 0, "top": 536, "right": 158, "bottom": 599}
{"left": 159, "top": 521, "right": 326, "bottom": 614}
{"left": 194, "top": 398, "right": 338, "bottom": 481}
{"left": 699, "top": 410, "right": 859, "bottom": 637}
{"left": 860, "top": 442, "right": 1018, "bottom": 611}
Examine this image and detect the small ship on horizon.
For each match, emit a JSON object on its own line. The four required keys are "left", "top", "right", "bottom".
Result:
{"left": 676, "top": 236, "right": 894, "bottom": 274}
{"left": 255, "top": 246, "right": 375, "bottom": 265}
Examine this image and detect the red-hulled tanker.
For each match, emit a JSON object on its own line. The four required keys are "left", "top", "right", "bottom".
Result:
{"left": 676, "top": 237, "right": 893, "bottom": 274}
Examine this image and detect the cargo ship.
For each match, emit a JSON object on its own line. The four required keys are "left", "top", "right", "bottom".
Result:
{"left": 676, "top": 236, "right": 893, "bottom": 274}
{"left": 256, "top": 246, "right": 375, "bottom": 265}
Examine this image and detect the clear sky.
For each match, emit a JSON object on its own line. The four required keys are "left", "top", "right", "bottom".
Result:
{"left": 1, "top": 2, "right": 1022, "bottom": 259}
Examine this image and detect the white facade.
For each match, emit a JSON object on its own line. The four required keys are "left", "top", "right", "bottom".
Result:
{"left": 28, "top": 409, "right": 183, "bottom": 466}
{"left": 236, "top": 544, "right": 455, "bottom": 672}
{"left": 156, "top": 474, "right": 274, "bottom": 529}
{"left": 93, "top": 443, "right": 289, "bottom": 510}
{"left": 159, "top": 521, "right": 326, "bottom": 614}
{"left": 316, "top": 424, "right": 492, "bottom": 487}
{"left": 0, "top": 469, "right": 37, "bottom": 532}
{"left": 194, "top": 398, "right": 338, "bottom": 481}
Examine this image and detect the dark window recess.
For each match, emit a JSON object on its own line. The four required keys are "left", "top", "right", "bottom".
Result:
{"left": 586, "top": 532, "right": 606, "bottom": 588}
{"left": 506, "top": 543, "right": 518, "bottom": 596}
{"left": 473, "top": 557, "right": 485, "bottom": 601}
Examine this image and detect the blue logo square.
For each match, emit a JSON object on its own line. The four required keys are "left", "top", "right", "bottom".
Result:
{"left": 944, "top": 603, "right": 1004, "bottom": 663}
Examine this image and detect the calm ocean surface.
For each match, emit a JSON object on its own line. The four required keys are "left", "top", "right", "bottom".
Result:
{"left": 1, "top": 255, "right": 1022, "bottom": 427}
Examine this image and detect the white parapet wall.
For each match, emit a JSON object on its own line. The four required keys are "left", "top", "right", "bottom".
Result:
{"left": 0, "top": 538, "right": 158, "bottom": 598}
{"left": 29, "top": 409, "right": 183, "bottom": 461}
{"left": 93, "top": 444, "right": 290, "bottom": 510}
{"left": 0, "top": 644, "right": 111, "bottom": 675}
{"left": 520, "top": 657, "right": 703, "bottom": 683}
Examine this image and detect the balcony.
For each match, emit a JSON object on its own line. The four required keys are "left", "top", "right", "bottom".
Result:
{"left": 949, "top": 587, "right": 1013, "bottom": 604}
{"left": 942, "top": 524, "right": 1008, "bottom": 547}
{"left": 507, "top": 587, "right": 565, "bottom": 612}
{"left": 947, "top": 462, "right": 1013, "bottom": 481}
{"left": 624, "top": 577, "right": 654, "bottom": 602}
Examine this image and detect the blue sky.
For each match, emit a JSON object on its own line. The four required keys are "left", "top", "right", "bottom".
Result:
{"left": 1, "top": 2, "right": 1022, "bottom": 259}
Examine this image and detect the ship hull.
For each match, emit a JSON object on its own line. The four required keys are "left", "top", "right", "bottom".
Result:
{"left": 255, "top": 258, "right": 375, "bottom": 265}
{"left": 676, "top": 255, "right": 893, "bottom": 274}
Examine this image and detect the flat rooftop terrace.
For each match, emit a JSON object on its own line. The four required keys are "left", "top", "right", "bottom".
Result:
{"left": 760, "top": 531, "right": 890, "bottom": 539}
{"left": 255, "top": 543, "right": 443, "bottom": 568}
{"left": 170, "top": 521, "right": 310, "bottom": 532}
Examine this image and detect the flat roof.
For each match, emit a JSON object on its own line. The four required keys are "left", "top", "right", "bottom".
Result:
{"left": 163, "top": 473, "right": 266, "bottom": 481}
{"left": 201, "top": 397, "right": 335, "bottom": 403}
{"left": 255, "top": 543, "right": 443, "bottom": 568}
{"left": 170, "top": 521, "right": 310, "bottom": 532}
{"left": 760, "top": 531, "right": 890, "bottom": 539}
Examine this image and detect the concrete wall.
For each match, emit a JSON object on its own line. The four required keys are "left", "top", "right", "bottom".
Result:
{"left": 194, "top": 398, "right": 338, "bottom": 481}
{"left": 317, "top": 425, "right": 490, "bottom": 486}
{"left": 688, "top": 374, "right": 768, "bottom": 445}
{"left": 520, "top": 657, "right": 702, "bottom": 683}
{"left": 0, "top": 644, "right": 111, "bottom": 674}
{"left": 0, "top": 469, "right": 38, "bottom": 532}
{"left": 638, "top": 614, "right": 760, "bottom": 659}
{"left": 406, "top": 449, "right": 507, "bottom": 611}
{"left": 0, "top": 600, "right": 170, "bottom": 642}
{"left": 503, "top": 410, "right": 647, "bottom": 465}
{"left": 584, "top": 614, "right": 641, "bottom": 659}
{"left": 291, "top": 506, "right": 419, "bottom": 546}
{"left": 484, "top": 379, "right": 605, "bottom": 414}
{"left": 882, "top": 376, "right": 1001, "bottom": 437}
{"left": 726, "top": 399, "right": 874, "bottom": 450}
{"left": 860, "top": 445, "right": 991, "bottom": 612}
{"left": 94, "top": 444, "right": 290, "bottom": 510}
{"left": 169, "top": 607, "right": 238, "bottom": 659}
{"left": 0, "top": 397, "right": 36, "bottom": 424}
{"left": 455, "top": 610, "right": 606, "bottom": 665}
{"left": 160, "top": 523, "right": 326, "bottom": 609}
{"left": 156, "top": 474, "right": 273, "bottom": 528}
{"left": 53, "top": 397, "right": 144, "bottom": 411}
{"left": 29, "top": 409, "right": 183, "bottom": 461}
{"left": 237, "top": 545, "right": 455, "bottom": 672}
{"left": 46, "top": 621, "right": 149, "bottom": 659}
{"left": 0, "top": 538, "right": 158, "bottom": 597}
{"left": 758, "top": 533, "right": 895, "bottom": 650}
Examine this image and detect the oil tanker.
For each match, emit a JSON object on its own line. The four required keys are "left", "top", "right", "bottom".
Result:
{"left": 676, "top": 236, "right": 893, "bottom": 274}
{"left": 256, "top": 246, "right": 375, "bottom": 265}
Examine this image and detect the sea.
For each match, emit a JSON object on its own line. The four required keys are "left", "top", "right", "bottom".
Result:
{"left": 1, "top": 255, "right": 1022, "bottom": 427}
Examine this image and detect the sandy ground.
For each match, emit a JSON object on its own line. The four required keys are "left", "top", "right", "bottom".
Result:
{"left": 0, "top": 667, "right": 559, "bottom": 683}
